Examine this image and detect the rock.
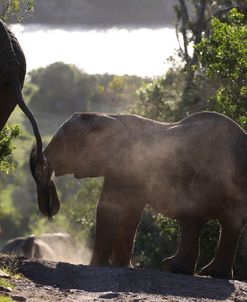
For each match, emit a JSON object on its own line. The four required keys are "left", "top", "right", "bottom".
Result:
{"left": 0, "top": 285, "right": 12, "bottom": 292}
{"left": 98, "top": 292, "right": 121, "bottom": 299}
{"left": 0, "top": 269, "right": 11, "bottom": 278}
{"left": 11, "top": 295, "right": 26, "bottom": 301}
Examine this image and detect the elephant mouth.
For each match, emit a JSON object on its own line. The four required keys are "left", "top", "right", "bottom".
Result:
{"left": 54, "top": 169, "right": 68, "bottom": 177}
{"left": 74, "top": 165, "right": 104, "bottom": 179}
{"left": 74, "top": 171, "right": 97, "bottom": 179}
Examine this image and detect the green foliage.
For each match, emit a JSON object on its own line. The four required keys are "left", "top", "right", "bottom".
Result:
{"left": 0, "top": 126, "right": 19, "bottom": 174}
{"left": 195, "top": 8, "right": 247, "bottom": 127}
{"left": 91, "top": 74, "right": 147, "bottom": 113}
{"left": 27, "top": 62, "right": 149, "bottom": 118}
{"left": 197, "top": 220, "right": 220, "bottom": 270}
{"left": 0, "top": 278, "right": 13, "bottom": 290}
{"left": 173, "top": 0, "right": 247, "bottom": 114}
{"left": 133, "top": 210, "right": 220, "bottom": 272}
{"left": 28, "top": 62, "right": 93, "bottom": 114}
{"left": 134, "top": 210, "right": 179, "bottom": 268}
{"left": 0, "top": 296, "right": 13, "bottom": 302}
{"left": 132, "top": 69, "right": 185, "bottom": 122}
{"left": 0, "top": 0, "right": 34, "bottom": 21}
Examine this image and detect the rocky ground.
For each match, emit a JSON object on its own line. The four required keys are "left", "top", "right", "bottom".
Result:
{"left": 0, "top": 255, "right": 246, "bottom": 302}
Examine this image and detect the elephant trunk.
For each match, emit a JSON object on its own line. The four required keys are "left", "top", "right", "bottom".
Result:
{"left": 30, "top": 148, "right": 60, "bottom": 218}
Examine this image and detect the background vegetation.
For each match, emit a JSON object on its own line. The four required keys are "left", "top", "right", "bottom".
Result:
{"left": 0, "top": 0, "right": 33, "bottom": 21}
{"left": 1, "top": 0, "right": 247, "bottom": 281}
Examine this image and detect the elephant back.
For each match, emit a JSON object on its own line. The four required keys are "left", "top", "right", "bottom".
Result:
{"left": 0, "top": 19, "right": 26, "bottom": 88}
{"left": 7, "top": 26, "right": 26, "bottom": 88}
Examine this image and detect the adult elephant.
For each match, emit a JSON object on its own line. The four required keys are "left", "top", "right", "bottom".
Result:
{"left": 0, "top": 19, "right": 60, "bottom": 217}
{"left": 30, "top": 111, "right": 247, "bottom": 279}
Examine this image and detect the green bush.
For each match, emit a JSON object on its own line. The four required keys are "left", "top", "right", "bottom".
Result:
{"left": 0, "top": 126, "right": 19, "bottom": 174}
{"left": 195, "top": 8, "right": 247, "bottom": 128}
{"left": 132, "top": 69, "right": 185, "bottom": 122}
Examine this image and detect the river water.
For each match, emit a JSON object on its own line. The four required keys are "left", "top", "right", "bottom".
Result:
{"left": 10, "top": 24, "right": 179, "bottom": 77}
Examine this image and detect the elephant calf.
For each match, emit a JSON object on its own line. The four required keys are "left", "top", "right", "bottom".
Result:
{"left": 31, "top": 111, "right": 247, "bottom": 279}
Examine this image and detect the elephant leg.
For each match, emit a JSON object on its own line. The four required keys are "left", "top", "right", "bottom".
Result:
{"left": 0, "top": 90, "right": 17, "bottom": 131}
{"left": 111, "top": 203, "right": 144, "bottom": 267}
{"left": 199, "top": 217, "right": 244, "bottom": 279}
{"left": 90, "top": 185, "right": 121, "bottom": 266}
{"left": 163, "top": 218, "right": 203, "bottom": 275}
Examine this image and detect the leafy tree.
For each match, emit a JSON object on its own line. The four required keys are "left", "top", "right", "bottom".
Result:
{"left": 195, "top": 8, "right": 247, "bottom": 127}
{"left": 0, "top": 0, "right": 34, "bottom": 21}
{"left": 28, "top": 62, "right": 94, "bottom": 114}
{"left": 132, "top": 69, "right": 185, "bottom": 122}
{"left": 90, "top": 73, "right": 148, "bottom": 113}
{"left": 27, "top": 63, "right": 149, "bottom": 117}
{"left": 175, "top": 0, "right": 247, "bottom": 114}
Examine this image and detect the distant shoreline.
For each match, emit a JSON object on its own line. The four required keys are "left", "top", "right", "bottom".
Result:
{"left": 11, "top": 16, "right": 174, "bottom": 29}
{"left": 18, "top": 20, "right": 173, "bottom": 29}
{"left": 10, "top": 21, "right": 175, "bottom": 31}
{"left": 8, "top": 0, "right": 175, "bottom": 28}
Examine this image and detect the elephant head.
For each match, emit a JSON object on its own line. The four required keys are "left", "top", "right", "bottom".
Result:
{"left": 0, "top": 20, "right": 59, "bottom": 217}
{"left": 31, "top": 112, "right": 129, "bottom": 216}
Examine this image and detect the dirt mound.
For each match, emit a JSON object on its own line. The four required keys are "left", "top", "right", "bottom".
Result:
{"left": 0, "top": 255, "right": 246, "bottom": 301}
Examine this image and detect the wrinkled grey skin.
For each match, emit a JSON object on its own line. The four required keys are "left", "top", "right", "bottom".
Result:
{"left": 1, "top": 233, "right": 80, "bottom": 263}
{"left": 34, "top": 111, "right": 247, "bottom": 279}
{"left": 0, "top": 19, "right": 59, "bottom": 217}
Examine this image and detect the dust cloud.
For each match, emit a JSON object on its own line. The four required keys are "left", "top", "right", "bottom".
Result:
{"left": 1, "top": 233, "right": 92, "bottom": 265}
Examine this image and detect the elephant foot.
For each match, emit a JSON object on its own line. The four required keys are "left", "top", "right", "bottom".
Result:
{"left": 111, "top": 259, "right": 133, "bottom": 268}
{"left": 89, "top": 258, "right": 110, "bottom": 267}
{"left": 162, "top": 256, "right": 195, "bottom": 275}
{"left": 199, "top": 263, "right": 233, "bottom": 279}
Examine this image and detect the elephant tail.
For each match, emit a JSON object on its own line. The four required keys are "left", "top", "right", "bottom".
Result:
{"left": 14, "top": 81, "right": 44, "bottom": 161}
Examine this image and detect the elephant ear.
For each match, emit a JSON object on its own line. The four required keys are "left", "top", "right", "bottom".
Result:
{"left": 30, "top": 148, "right": 60, "bottom": 218}
{"left": 87, "top": 113, "right": 130, "bottom": 170}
